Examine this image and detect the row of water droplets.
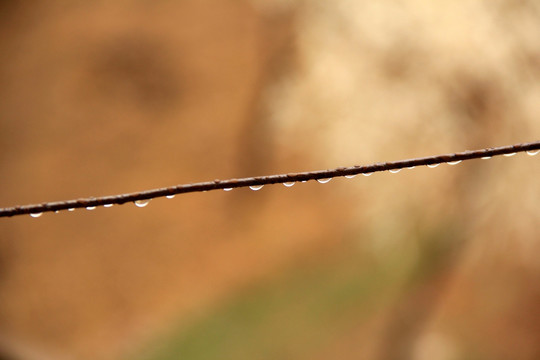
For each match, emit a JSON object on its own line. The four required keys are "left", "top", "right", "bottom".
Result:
{"left": 29, "top": 149, "right": 539, "bottom": 217}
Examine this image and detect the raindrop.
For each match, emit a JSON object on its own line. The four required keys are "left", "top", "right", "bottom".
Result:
{"left": 427, "top": 164, "right": 440, "bottom": 168}
{"left": 30, "top": 212, "right": 42, "bottom": 218}
{"left": 86, "top": 206, "right": 96, "bottom": 211}
{"left": 503, "top": 152, "right": 516, "bottom": 157}
{"left": 481, "top": 156, "right": 491, "bottom": 160}
{"left": 223, "top": 187, "right": 233, "bottom": 191}
{"left": 362, "top": 173, "right": 372, "bottom": 177}
{"left": 283, "top": 182, "right": 295, "bottom": 187}
{"left": 134, "top": 200, "right": 150, "bottom": 208}
{"left": 526, "top": 150, "right": 539, "bottom": 156}
{"left": 166, "top": 195, "right": 175, "bottom": 199}
{"left": 249, "top": 185, "right": 264, "bottom": 191}
{"left": 344, "top": 175, "right": 357, "bottom": 179}
{"left": 317, "top": 178, "right": 331, "bottom": 183}
{"left": 447, "top": 160, "right": 462, "bottom": 165}
{"left": 68, "top": 208, "right": 75, "bottom": 212}
{"left": 104, "top": 204, "right": 113, "bottom": 208}
{"left": 389, "top": 169, "right": 401, "bottom": 173}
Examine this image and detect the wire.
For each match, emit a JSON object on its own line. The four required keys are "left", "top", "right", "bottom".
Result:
{"left": 1, "top": 140, "right": 539, "bottom": 218}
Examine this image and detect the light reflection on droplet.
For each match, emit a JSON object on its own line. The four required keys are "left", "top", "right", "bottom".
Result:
{"left": 301, "top": 180, "right": 307, "bottom": 183}
{"left": 30, "top": 212, "right": 42, "bottom": 218}
{"left": 526, "top": 150, "right": 539, "bottom": 156}
{"left": 134, "top": 200, "right": 150, "bottom": 208}
{"left": 104, "top": 204, "right": 113, "bottom": 208}
{"left": 447, "top": 160, "right": 462, "bottom": 165}
{"left": 317, "top": 178, "right": 331, "bottom": 183}
{"left": 389, "top": 169, "right": 401, "bottom": 173}
{"left": 166, "top": 195, "right": 175, "bottom": 199}
{"left": 68, "top": 208, "right": 75, "bottom": 212}
{"left": 249, "top": 185, "right": 264, "bottom": 191}
{"left": 283, "top": 182, "right": 295, "bottom": 187}
{"left": 427, "top": 164, "right": 440, "bottom": 168}
{"left": 344, "top": 175, "right": 356, "bottom": 179}
{"left": 223, "top": 188, "right": 233, "bottom": 191}
{"left": 407, "top": 166, "right": 416, "bottom": 169}
{"left": 86, "top": 206, "right": 96, "bottom": 211}
{"left": 503, "top": 152, "right": 516, "bottom": 157}
{"left": 362, "top": 173, "right": 372, "bottom": 177}
{"left": 481, "top": 156, "right": 491, "bottom": 160}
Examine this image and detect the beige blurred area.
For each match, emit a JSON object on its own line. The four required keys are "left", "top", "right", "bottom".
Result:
{"left": 1, "top": 1, "right": 539, "bottom": 359}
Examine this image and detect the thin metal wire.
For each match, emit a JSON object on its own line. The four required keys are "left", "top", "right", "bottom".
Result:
{"left": 1, "top": 140, "right": 539, "bottom": 218}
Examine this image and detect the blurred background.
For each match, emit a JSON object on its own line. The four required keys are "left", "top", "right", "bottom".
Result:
{"left": 1, "top": 0, "right": 540, "bottom": 359}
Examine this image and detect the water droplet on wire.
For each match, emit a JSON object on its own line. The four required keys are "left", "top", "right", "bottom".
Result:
{"left": 317, "top": 178, "right": 331, "bottom": 184}
{"left": 30, "top": 212, "right": 42, "bottom": 218}
{"left": 407, "top": 166, "right": 416, "bottom": 169}
{"left": 526, "top": 150, "right": 539, "bottom": 156}
{"left": 68, "top": 208, "right": 75, "bottom": 212}
{"left": 104, "top": 204, "right": 113, "bottom": 208}
{"left": 283, "top": 182, "right": 295, "bottom": 187}
{"left": 427, "top": 164, "right": 439, "bottom": 168}
{"left": 503, "top": 152, "right": 516, "bottom": 157}
{"left": 134, "top": 200, "right": 150, "bottom": 208}
{"left": 362, "top": 173, "right": 372, "bottom": 177}
{"left": 166, "top": 195, "right": 175, "bottom": 199}
{"left": 389, "top": 169, "right": 401, "bottom": 173}
{"left": 249, "top": 185, "right": 264, "bottom": 191}
{"left": 344, "top": 175, "right": 356, "bottom": 179}
{"left": 223, "top": 188, "right": 233, "bottom": 191}
{"left": 481, "top": 156, "right": 491, "bottom": 160}
{"left": 447, "top": 160, "right": 462, "bottom": 165}
{"left": 86, "top": 206, "right": 96, "bottom": 211}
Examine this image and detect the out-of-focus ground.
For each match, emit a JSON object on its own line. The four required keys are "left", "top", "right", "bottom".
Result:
{"left": 0, "top": 1, "right": 539, "bottom": 359}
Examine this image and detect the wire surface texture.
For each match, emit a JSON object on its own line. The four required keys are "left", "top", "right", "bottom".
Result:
{"left": 1, "top": 140, "right": 539, "bottom": 218}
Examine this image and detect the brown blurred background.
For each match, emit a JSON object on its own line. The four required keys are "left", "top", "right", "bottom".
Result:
{"left": 1, "top": 1, "right": 540, "bottom": 359}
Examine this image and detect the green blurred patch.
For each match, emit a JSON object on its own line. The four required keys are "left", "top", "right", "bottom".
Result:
{"left": 134, "top": 224, "right": 460, "bottom": 360}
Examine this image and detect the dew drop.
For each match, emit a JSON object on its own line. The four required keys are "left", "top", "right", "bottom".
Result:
{"left": 104, "top": 204, "right": 113, "bottom": 208}
{"left": 344, "top": 174, "right": 357, "bottom": 179}
{"left": 427, "top": 164, "right": 440, "bottom": 168}
{"left": 301, "top": 180, "right": 307, "bottom": 183}
{"left": 249, "top": 185, "right": 264, "bottom": 191}
{"left": 86, "top": 206, "right": 96, "bottom": 211}
{"left": 407, "top": 166, "right": 416, "bottom": 169}
{"left": 166, "top": 195, "right": 175, "bottom": 199}
{"left": 283, "top": 182, "right": 295, "bottom": 187}
{"left": 447, "top": 160, "right": 462, "bottom": 165}
{"left": 389, "top": 169, "right": 401, "bottom": 174}
{"left": 526, "top": 150, "right": 539, "bottom": 156}
{"left": 503, "top": 152, "right": 516, "bottom": 157}
{"left": 68, "top": 208, "right": 75, "bottom": 212}
{"left": 481, "top": 156, "right": 491, "bottom": 160}
{"left": 362, "top": 173, "right": 372, "bottom": 177}
{"left": 30, "top": 212, "right": 42, "bottom": 218}
{"left": 317, "top": 178, "right": 331, "bottom": 184}
{"left": 134, "top": 200, "right": 150, "bottom": 208}
{"left": 223, "top": 188, "right": 233, "bottom": 191}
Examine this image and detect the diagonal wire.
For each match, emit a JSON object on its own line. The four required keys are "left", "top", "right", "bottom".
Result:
{"left": 1, "top": 140, "right": 539, "bottom": 218}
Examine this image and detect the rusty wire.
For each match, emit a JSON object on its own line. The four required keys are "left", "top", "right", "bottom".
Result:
{"left": 1, "top": 140, "right": 539, "bottom": 218}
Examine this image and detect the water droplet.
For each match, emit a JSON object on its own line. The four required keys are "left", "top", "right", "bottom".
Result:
{"left": 30, "top": 212, "right": 42, "bottom": 218}
{"left": 223, "top": 187, "right": 233, "bottom": 191}
{"left": 86, "top": 206, "right": 96, "bottom": 210}
{"left": 283, "top": 182, "right": 295, "bottom": 187}
{"left": 447, "top": 160, "right": 462, "bottom": 165}
{"left": 249, "top": 185, "right": 264, "bottom": 191}
{"left": 317, "top": 178, "right": 331, "bottom": 183}
{"left": 362, "top": 173, "right": 372, "bottom": 177}
{"left": 166, "top": 195, "right": 175, "bottom": 199}
{"left": 134, "top": 200, "right": 150, "bottom": 208}
{"left": 407, "top": 166, "right": 416, "bottom": 169}
{"left": 344, "top": 174, "right": 357, "bottom": 179}
{"left": 503, "top": 152, "right": 516, "bottom": 157}
{"left": 68, "top": 208, "right": 75, "bottom": 212}
{"left": 104, "top": 204, "right": 113, "bottom": 208}
{"left": 54, "top": 210, "right": 59, "bottom": 214}
{"left": 526, "top": 150, "right": 539, "bottom": 156}
{"left": 427, "top": 164, "right": 440, "bottom": 168}
{"left": 389, "top": 169, "right": 401, "bottom": 173}
{"left": 481, "top": 156, "right": 491, "bottom": 160}
{"left": 301, "top": 180, "right": 307, "bottom": 183}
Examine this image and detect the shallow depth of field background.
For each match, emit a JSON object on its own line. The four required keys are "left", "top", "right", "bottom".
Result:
{"left": 1, "top": 1, "right": 540, "bottom": 359}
